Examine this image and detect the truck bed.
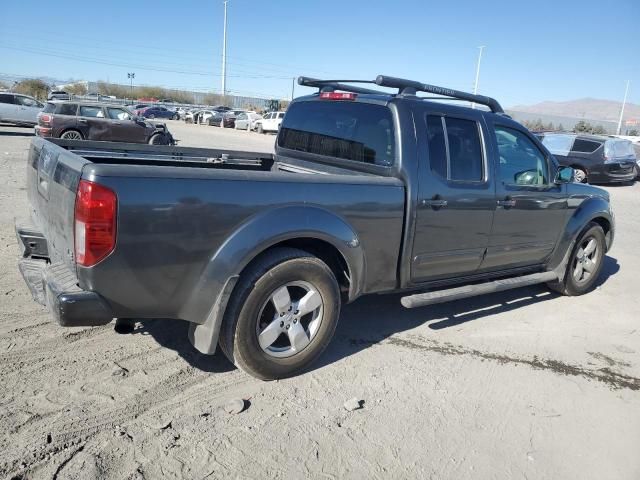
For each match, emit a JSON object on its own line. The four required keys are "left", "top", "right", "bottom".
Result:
{"left": 25, "top": 137, "right": 406, "bottom": 328}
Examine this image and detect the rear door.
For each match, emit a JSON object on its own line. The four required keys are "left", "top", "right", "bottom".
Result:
{"left": 78, "top": 105, "right": 111, "bottom": 140}
{"left": 411, "top": 109, "right": 496, "bottom": 282}
{"left": 483, "top": 123, "right": 567, "bottom": 270}
{"left": 106, "top": 107, "right": 147, "bottom": 143}
{"left": 14, "top": 95, "right": 43, "bottom": 124}
{"left": 0, "top": 93, "right": 19, "bottom": 122}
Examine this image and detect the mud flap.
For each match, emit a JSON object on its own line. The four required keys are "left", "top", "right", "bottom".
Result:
{"left": 188, "top": 276, "right": 238, "bottom": 355}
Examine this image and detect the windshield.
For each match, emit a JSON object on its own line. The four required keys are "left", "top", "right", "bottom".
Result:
{"left": 540, "top": 134, "right": 575, "bottom": 156}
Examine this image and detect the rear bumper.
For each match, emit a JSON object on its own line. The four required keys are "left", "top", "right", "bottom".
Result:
{"left": 16, "top": 224, "right": 114, "bottom": 327}
{"left": 34, "top": 125, "right": 53, "bottom": 137}
{"left": 590, "top": 162, "right": 636, "bottom": 183}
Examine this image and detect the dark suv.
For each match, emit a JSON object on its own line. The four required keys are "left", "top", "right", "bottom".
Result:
{"left": 539, "top": 133, "right": 636, "bottom": 184}
{"left": 36, "top": 101, "right": 175, "bottom": 145}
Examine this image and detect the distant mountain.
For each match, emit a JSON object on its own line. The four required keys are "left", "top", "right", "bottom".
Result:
{"left": 509, "top": 98, "right": 640, "bottom": 123}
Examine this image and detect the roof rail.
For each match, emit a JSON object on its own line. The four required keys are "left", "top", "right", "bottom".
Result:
{"left": 297, "top": 74, "right": 504, "bottom": 114}
{"left": 297, "top": 77, "right": 384, "bottom": 95}
{"left": 375, "top": 75, "right": 504, "bottom": 113}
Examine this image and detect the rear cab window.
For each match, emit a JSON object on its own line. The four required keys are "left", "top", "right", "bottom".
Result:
{"left": 278, "top": 100, "right": 395, "bottom": 167}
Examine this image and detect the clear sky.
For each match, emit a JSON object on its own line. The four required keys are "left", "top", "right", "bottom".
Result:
{"left": 0, "top": 0, "right": 638, "bottom": 107}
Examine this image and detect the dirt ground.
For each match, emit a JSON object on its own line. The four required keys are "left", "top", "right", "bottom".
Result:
{"left": 1, "top": 121, "right": 639, "bottom": 480}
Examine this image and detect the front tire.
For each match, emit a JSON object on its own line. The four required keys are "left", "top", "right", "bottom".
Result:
{"left": 148, "top": 133, "right": 169, "bottom": 145}
{"left": 548, "top": 222, "right": 606, "bottom": 296}
{"left": 219, "top": 248, "right": 341, "bottom": 380}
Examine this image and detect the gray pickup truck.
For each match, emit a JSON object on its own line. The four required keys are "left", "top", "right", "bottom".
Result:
{"left": 17, "top": 75, "right": 614, "bottom": 380}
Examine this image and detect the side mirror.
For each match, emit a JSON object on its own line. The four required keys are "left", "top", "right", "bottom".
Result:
{"left": 554, "top": 166, "right": 574, "bottom": 184}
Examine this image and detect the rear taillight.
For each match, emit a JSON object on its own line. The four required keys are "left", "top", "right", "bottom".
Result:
{"left": 74, "top": 180, "right": 117, "bottom": 267}
{"left": 39, "top": 113, "right": 52, "bottom": 125}
{"left": 319, "top": 92, "right": 357, "bottom": 100}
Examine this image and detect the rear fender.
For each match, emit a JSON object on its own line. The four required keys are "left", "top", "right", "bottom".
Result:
{"left": 184, "top": 206, "right": 365, "bottom": 354}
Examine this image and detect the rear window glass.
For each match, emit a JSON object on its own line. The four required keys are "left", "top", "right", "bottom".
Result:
{"left": 278, "top": 101, "right": 395, "bottom": 166}
{"left": 43, "top": 103, "right": 57, "bottom": 113}
{"left": 426, "top": 115, "right": 484, "bottom": 181}
{"left": 541, "top": 134, "right": 575, "bottom": 156}
{"left": 56, "top": 104, "right": 78, "bottom": 116}
{"left": 79, "top": 106, "right": 104, "bottom": 118}
{"left": 605, "top": 140, "right": 636, "bottom": 160}
{"left": 571, "top": 139, "right": 602, "bottom": 153}
{"left": 0, "top": 94, "right": 15, "bottom": 104}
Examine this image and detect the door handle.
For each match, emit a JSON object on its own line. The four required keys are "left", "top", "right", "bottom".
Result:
{"left": 78, "top": 119, "right": 87, "bottom": 123}
{"left": 497, "top": 197, "right": 516, "bottom": 208}
{"left": 422, "top": 196, "right": 448, "bottom": 210}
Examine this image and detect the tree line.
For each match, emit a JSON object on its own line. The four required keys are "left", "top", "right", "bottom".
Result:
{"left": 521, "top": 118, "right": 609, "bottom": 135}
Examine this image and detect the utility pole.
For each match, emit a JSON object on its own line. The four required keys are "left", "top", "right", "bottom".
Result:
{"left": 291, "top": 77, "right": 295, "bottom": 101}
{"left": 616, "top": 80, "right": 630, "bottom": 135}
{"left": 471, "top": 45, "right": 485, "bottom": 109}
{"left": 127, "top": 72, "right": 135, "bottom": 101}
{"left": 221, "top": 0, "right": 228, "bottom": 103}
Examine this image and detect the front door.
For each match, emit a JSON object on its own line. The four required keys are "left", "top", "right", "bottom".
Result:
{"left": 106, "top": 107, "right": 146, "bottom": 143}
{"left": 411, "top": 110, "right": 496, "bottom": 283}
{"left": 482, "top": 123, "right": 568, "bottom": 270}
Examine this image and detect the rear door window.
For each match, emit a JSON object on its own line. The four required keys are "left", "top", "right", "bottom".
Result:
{"left": 426, "top": 115, "right": 484, "bottom": 181}
{"left": 79, "top": 106, "right": 105, "bottom": 118}
{"left": 57, "top": 104, "right": 78, "bottom": 116}
{"left": 571, "top": 139, "right": 602, "bottom": 154}
{"left": 278, "top": 101, "right": 395, "bottom": 166}
{"left": 43, "top": 103, "right": 57, "bottom": 113}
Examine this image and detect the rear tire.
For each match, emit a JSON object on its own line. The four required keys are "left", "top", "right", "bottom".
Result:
{"left": 548, "top": 222, "right": 606, "bottom": 296}
{"left": 573, "top": 167, "right": 588, "bottom": 183}
{"left": 60, "top": 130, "right": 83, "bottom": 140}
{"left": 219, "top": 248, "right": 341, "bottom": 380}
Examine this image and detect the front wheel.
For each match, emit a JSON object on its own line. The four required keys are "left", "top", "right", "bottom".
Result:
{"left": 148, "top": 133, "right": 169, "bottom": 145}
{"left": 219, "top": 248, "right": 340, "bottom": 380}
{"left": 548, "top": 222, "right": 606, "bottom": 296}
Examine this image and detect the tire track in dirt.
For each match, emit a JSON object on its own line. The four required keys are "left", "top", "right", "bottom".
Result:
{"left": 0, "top": 367, "right": 253, "bottom": 476}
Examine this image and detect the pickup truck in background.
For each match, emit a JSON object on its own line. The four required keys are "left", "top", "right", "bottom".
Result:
{"left": 17, "top": 75, "right": 615, "bottom": 380}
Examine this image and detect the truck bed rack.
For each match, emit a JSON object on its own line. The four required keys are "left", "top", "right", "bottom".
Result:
{"left": 298, "top": 74, "right": 505, "bottom": 114}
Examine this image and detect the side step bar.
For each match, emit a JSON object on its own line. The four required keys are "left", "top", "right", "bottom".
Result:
{"left": 401, "top": 271, "right": 558, "bottom": 309}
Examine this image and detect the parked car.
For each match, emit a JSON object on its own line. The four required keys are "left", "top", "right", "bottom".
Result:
{"left": 539, "top": 133, "right": 637, "bottom": 184}
{"left": 48, "top": 90, "right": 70, "bottom": 101}
{"left": 209, "top": 110, "right": 243, "bottom": 128}
{"left": 35, "top": 101, "right": 175, "bottom": 144}
{"left": 234, "top": 111, "right": 262, "bottom": 131}
{"left": 16, "top": 74, "right": 614, "bottom": 381}
{"left": 255, "top": 111, "right": 285, "bottom": 133}
{"left": 0, "top": 92, "right": 44, "bottom": 126}
{"left": 140, "top": 105, "right": 178, "bottom": 120}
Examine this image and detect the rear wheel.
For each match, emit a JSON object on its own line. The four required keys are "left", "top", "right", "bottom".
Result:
{"left": 60, "top": 130, "right": 83, "bottom": 140}
{"left": 573, "top": 167, "right": 588, "bottom": 183}
{"left": 219, "top": 248, "right": 340, "bottom": 380}
{"left": 548, "top": 222, "right": 606, "bottom": 296}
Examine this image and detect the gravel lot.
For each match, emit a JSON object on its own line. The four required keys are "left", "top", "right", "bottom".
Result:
{"left": 1, "top": 121, "right": 639, "bottom": 479}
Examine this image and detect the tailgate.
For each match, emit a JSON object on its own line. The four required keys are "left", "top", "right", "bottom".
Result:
{"left": 26, "top": 137, "right": 89, "bottom": 271}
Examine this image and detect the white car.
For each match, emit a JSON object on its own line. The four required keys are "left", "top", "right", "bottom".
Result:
{"left": 0, "top": 92, "right": 44, "bottom": 126}
{"left": 255, "top": 111, "right": 285, "bottom": 133}
{"left": 234, "top": 111, "right": 262, "bottom": 131}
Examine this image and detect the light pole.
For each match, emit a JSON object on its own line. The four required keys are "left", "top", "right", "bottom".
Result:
{"left": 616, "top": 80, "right": 631, "bottom": 135}
{"left": 221, "top": 0, "right": 228, "bottom": 103}
{"left": 471, "top": 45, "right": 485, "bottom": 109}
{"left": 127, "top": 72, "right": 135, "bottom": 101}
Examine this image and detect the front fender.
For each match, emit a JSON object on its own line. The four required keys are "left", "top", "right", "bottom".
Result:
{"left": 183, "top": 206, "right": 365, "bottom": 354}
{"left": 547, "top": 194, "right": 614, "bottom": 275}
